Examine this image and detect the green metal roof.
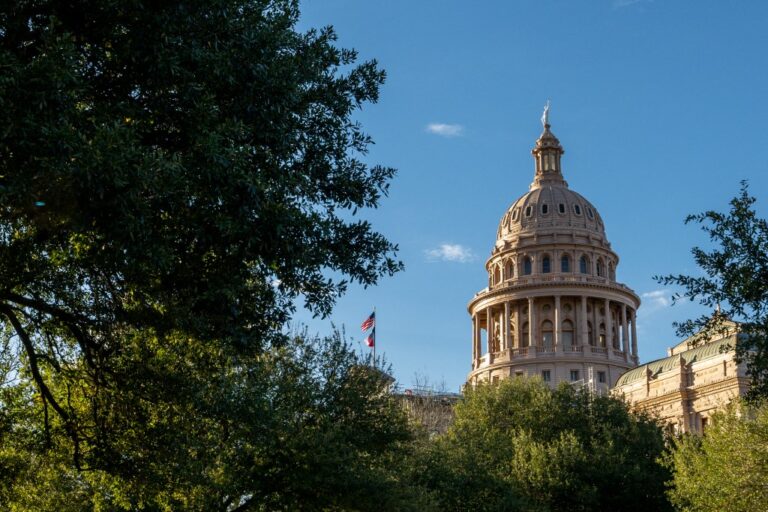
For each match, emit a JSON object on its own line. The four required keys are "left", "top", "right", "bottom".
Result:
{"left": 615, "top": 336, "right": 735, "bottom": 387}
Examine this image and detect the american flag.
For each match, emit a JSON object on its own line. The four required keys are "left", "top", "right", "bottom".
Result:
{"left": 361, "top": 311, "right": 375, "bottom": 332}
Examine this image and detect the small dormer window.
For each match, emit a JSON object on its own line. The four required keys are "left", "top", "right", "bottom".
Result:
{"left": 541, "top": 204, "right": 549, "bottom": 215}
{"left": 587, "top": 207, "right": 594, "bottom": 219}
{"left": 512, "top": 208, "right": 519, "bottom": 221}
{"left": 574, "top": 204, "right": 582, "bottom": 215}
{"left": 558, "top": 203, "right": 565, "bottom": 214}
{"left": 525, "top": 206, "right": 533, "bottom": 217}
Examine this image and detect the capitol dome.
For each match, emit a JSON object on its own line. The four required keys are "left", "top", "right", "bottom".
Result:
{"left": 498, "top": 185, "right": 606, "bottom": 240}
{"left": 467, "top": 109, "right": 640, "bottom": 391}
{"left": 496, "top": 123, "right": 606, "bottom": 241}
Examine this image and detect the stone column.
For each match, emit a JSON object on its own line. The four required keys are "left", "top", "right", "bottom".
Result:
{"left": 554, "top": 295, "right": 562, "bottom": 352}
{"left": 631, "top": 309, "right": 638, "bottom": 357}
{"left": 592, "top": 298, "right": 599, "bottom": 347}
{"left": 604, "top": 299, "right": 612, "bottom": 350}
{"left": 528, "top": 297, "right": 535, "bottom": 349}
{"left": 621, "top": 303, "right": 629, "bottom": 353}
{"left": 580, "top": 295, "right": 588, "bottom": 346}
{"left": 486, "top": 307, "right": 493, "bottom": 359}
{"left": 504, "top": 302, "right": 511, "bottom": 351}
{"left": 473, "top": 314, "right": 480, "bottom": 366}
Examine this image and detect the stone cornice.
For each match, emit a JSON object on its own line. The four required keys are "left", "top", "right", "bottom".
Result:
{"left": 686, "top": 376, "right": 751, "bottom": 399}
{"left": 622, "top": 376, "right": 750, "bottom": 410}
{"left": 468, "top": 277, "right": 640, "bottom": 312}
{"left": 468, "top": 357, "right": 635, "bottom": 381}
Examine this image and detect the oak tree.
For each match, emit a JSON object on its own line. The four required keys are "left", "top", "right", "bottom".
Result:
{"left": 665, "top": 401, "right": 768, "bottom": 512}
{"left": 0, "top": 0, "right": 405, "bottom": 508}
{"left": 657, "top": 182, "right": 768, "bottom": 399}
{"left": 409, "top": 378, "right": 672, "bottom": 512}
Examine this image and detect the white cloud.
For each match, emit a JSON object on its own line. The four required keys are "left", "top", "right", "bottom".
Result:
{"left": 641, "top": 289, "right": 672, "bottom": 310}
{"left": 425, "top": 244, "right": 475, "bottom": 263}
{"left": 613, "top": 0, "right": 651, "bottom": 8}
{"left": 426, "top": 123, "right": 464, "bottom": 137}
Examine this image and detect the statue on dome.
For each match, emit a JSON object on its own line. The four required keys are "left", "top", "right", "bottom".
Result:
{"left": 541, "top": 100, "right": 551, "bottom": 127}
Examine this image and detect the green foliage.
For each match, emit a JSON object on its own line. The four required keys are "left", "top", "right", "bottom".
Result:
{"left": 1, "top": 330, "right": 425, "bottom": 510}
{"left": 664, "top": 401, "right": 768, "bottom": 512}
{"left": 656, "top": 182, "right": 768, "bottom": 399}
{"left": 409, "top": 378, "right": 672, "bottom": 512}
{"left": 0, "top": 0, "right": 407, "bottom": 508}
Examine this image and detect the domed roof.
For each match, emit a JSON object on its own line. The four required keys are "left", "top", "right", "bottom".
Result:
{"left": 496, "top": 117, "right": 606, "bottom": 241}
{"left": 497, "top": 185, "right": 605, "bottom": 239}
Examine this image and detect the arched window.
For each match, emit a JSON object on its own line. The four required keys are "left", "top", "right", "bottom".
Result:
{"left": 505, "top": 260, "right": 514, "bottom": 280}
{"left": 562, "top": 320, "right": 574, "bottom": 347}
{"left": 599, "top": 323, "right": 607, "bottom": 347}
{"left": 542, "top": 256, "right": 551, "bottom": 273}
{"left": 596, "top": 259, "right": 604, "bottom": 277}
{"left": 522, "top": 322, "right": 529, "bottom": 348}
{"left": 493, "top": 266, "right": 501, "bottom": 285}
{"left": 588, "top": 321, "right": 595, "bottom": 346}
{"left": 524, "top": 257, "right": 532, "bottom": 275}
{"left": 580, "top": 256, "right": 589, "bottom": 274}
{"left": 541, "top": 320, "right": 553, "bottom": 348}
{"left": 561, "top": 255, "right": 570, "bottom": 273}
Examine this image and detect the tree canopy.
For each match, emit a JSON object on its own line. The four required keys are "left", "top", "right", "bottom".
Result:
{"left": 0, "top": 330, "right": 426, "bottom": 510}
{"left": 657, "top": 182, "right": 768, "bottom": 399}
{"left": 0, "top": 0, "right": 406, "bottom": 508}
{"left": 664, "top": 401, "right": 768, "bottom": 512}
{"left": 0, "top": 0, "right": 401, "bottom": 352}
{"left": 408, "top": 378, "right": 672, "bottom": 512}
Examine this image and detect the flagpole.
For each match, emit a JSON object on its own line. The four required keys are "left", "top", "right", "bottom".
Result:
{"left": 372, "top": 305, "right": 376, "bottom": 368}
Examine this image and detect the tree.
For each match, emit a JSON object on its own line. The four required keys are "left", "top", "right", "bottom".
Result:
{"left": 408, "top": 378, "right": 672, "bottom": 512}
{"left": 0, "top": 0, "right": 406, "bottom": 507}
{"left": 664, "top": 401, "right": 768, "bottom": 512}
{"left": 656, "top": 182, "right": 768, "bottom": 399}
{"left": 0, "top": 330, "right": 429, "bottom": 511}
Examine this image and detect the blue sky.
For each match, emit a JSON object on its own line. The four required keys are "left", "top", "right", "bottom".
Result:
{"left": 295, "top": 0, "right": 768, "bottom": 392}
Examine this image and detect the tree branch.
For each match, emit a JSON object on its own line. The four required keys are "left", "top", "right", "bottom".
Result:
{"left": 0, "top": 303, "right": 82, "bottom": 469}
{"left": 1, "top": 291, "right": 105, "bottom": 378}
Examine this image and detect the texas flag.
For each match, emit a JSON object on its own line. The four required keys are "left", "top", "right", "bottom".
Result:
{"left": 364, "top": 331, "right": 375, "bottom": 348}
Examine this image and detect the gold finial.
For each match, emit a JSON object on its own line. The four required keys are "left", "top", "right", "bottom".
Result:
{"left": 541, "top": 100, "right": 551, "bottom": 128}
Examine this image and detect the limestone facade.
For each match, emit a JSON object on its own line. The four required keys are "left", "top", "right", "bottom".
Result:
{"left": 613, "top": 323, "right": 750, "bottom": 434}
{"left": 467, "top": 118, "right": 640, "bottom": 390}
